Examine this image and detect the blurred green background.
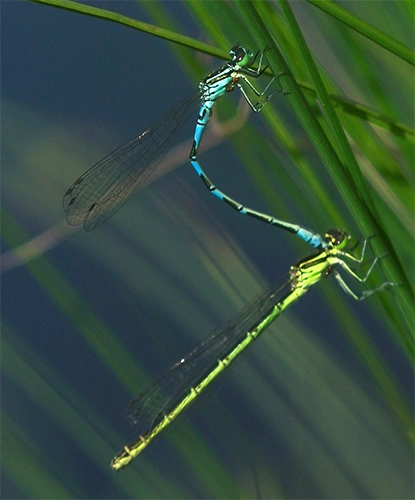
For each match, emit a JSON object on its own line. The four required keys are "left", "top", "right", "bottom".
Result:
{"left": 1, "top": 1, "right": 413, "bottom": 498}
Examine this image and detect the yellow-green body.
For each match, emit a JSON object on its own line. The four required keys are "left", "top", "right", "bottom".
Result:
{"left": 111, "top": 229, "right": 394, "bottom": 470}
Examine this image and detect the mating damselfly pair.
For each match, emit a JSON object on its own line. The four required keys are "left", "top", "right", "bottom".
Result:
{"left": 62, "top": 45, "right": 398, "bottom": 471}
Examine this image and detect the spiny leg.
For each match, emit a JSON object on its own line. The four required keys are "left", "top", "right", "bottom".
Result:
{"left": 333, "top": 251, "right": 399, "bottom": 301}
{"left": 333, "top": 270, "right": 398, "bottom": 301}
{"left": 341, "top": 234, "right": 376, "bottom": 264}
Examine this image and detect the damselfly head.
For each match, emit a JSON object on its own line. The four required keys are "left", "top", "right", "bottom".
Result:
{"left": 229, "top": 45, "right": 253, "bottom": 67}
{"left": 324, "top": 229, "right": 350, "bottom": 249}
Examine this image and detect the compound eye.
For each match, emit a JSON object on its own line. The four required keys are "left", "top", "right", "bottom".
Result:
{"left": 325, "top": 229, "right": 345, "bottom": 246}
{"left": 230, "top": 45, "right": 245, "bottom": 62}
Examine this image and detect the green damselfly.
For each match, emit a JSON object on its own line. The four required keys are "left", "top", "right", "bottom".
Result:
{"left": 111, "top": 229, "right": 396, "bottom": 470}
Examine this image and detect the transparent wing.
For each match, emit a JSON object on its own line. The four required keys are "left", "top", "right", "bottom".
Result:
{"left": 128, "top": 278, "right": 291, "bottom": 433}
{"left": 63, "top": 90, "right": 200, "bottom": 231}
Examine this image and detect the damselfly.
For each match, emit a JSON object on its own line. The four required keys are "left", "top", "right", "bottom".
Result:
{"left": 111, "top": 229, "right": 397, "bottom": 470}
{"left": 63, "top": 45, "right": 284, "bottom": 232}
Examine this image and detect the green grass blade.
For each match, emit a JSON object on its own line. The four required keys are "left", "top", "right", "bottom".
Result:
{"left": 27, "top": 0, "right": 220, "bottom": 57}
{"left": 231, "top": 0, "right": 413, "bottom": 342}
{"left": 307, "top": 0, "right": 414, "bottom": 65}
